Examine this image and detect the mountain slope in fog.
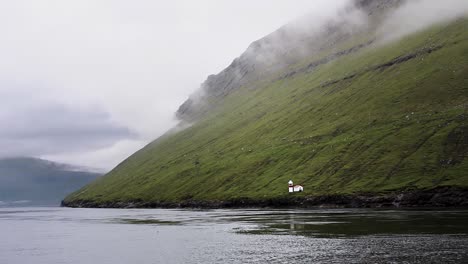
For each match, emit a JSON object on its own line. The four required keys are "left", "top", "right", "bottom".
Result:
{"left": 64, "top": 1, "right": 468, "bottom": 207}
{"left": 0, "top": 157, "right": 101, "bottom": 206}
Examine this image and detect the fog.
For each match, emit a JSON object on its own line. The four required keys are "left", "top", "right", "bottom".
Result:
{"left": 0, "top": 0, "right": 350, "bottom": 169}
{"left": 379, "top": 0, "right": 468, "bottom": 42}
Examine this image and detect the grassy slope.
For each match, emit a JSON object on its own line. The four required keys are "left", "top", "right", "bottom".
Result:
{"left": 65, "top": 19, "right": 468, "bottom": 204}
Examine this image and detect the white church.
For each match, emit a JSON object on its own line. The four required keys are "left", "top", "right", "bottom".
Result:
{"left": 288, "top": 180, "right": 303, "bottom": 193}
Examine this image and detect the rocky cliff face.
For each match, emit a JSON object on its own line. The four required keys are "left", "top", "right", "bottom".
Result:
{"left": 176, "top": 0, "right": 403, "bottom": 122}
{"left": 356, "top": 0, "right": 403, "bottom": 13}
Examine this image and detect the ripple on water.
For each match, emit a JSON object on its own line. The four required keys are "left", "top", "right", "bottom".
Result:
{"left": 1, "top": 208, "right": 468, "bottom": 264}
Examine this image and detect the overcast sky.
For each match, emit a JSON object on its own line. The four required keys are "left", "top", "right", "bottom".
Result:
{"left": 0, "top": 0, "right": 351, "bottom": 170}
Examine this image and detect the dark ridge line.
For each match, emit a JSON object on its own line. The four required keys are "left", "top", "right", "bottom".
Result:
{"left": 319, "top": 44, "right": 445, "bottom": 88}
{"left": 280, "top": 40, "right": 375, "bottom": 80}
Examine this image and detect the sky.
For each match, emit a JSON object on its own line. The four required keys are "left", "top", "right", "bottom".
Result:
{"left": 0, "top": 0, "right": 352, "bottom": 170}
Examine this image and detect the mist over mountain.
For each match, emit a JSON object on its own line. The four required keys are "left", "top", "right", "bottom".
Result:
{"left": 176, "top": 0, "right": 467, "bottom": 122}
{"left": 65, "top": 0, "right": 468, "bottom": 208}
{"left": 176, "top": 0, "right": 395, "bottom": 121}
{"left": 0, "top": 157, "right": 101, "bottom": 206}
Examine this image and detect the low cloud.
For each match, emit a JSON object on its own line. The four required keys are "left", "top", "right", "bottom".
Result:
{"left": 0, "top": 0, "right": 332, "bottom": 169}
{"left": 42, "top": 139, "right": 147, "bottom": 171}
{"left": 378, "top": 0, "right": 468, "bottom": 43}
{"left": 0, "top": 89, "right": 136, "bottom": 159}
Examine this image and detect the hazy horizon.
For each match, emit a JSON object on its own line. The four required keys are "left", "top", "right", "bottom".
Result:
{"left": 0, "top": 0, "right": 352, "bottom": 170}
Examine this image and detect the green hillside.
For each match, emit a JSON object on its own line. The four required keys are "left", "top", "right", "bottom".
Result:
{"left": 64, "top": 18, "right": 468, "bottom": 207}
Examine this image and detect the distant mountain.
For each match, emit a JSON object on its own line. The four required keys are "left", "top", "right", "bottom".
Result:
{"left": 0, "top": 157, "right": 101, "bottom": 206}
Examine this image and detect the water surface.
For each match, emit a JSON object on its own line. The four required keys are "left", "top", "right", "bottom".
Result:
{"left": 1, "top": 207, "right": 467, "bottom": 263}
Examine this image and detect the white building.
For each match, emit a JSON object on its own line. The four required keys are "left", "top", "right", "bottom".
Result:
{"left": 288, "top": 180, "right": 303, "bottom": 193}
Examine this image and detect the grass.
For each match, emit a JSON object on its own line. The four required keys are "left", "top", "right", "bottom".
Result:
{"left": 65, "top": 19, "right": 468, "bottom": 205}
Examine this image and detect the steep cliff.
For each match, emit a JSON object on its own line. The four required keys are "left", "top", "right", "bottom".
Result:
{"left": 64, "top": 1, "right": 468, "bottom": 208}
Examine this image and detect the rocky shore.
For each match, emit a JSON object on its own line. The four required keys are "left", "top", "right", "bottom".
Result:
{"left": 62, "top": 187, "right": 468, "bottom": 209}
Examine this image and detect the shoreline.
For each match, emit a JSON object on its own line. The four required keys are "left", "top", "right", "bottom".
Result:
{"left": 62, "top": 187, "right": 468, "bottom": 209}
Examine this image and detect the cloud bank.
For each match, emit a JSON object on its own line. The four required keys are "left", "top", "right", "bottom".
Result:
{"left": 0, "top": 0, "right": 344, "bottom": 169}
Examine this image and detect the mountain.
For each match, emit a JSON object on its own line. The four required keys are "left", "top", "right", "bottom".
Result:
{"left": 0, "top": 157, "right": 101, "bottom": 206}
{"left": 64, "top": 0, "right": 468, "bottom": 208}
